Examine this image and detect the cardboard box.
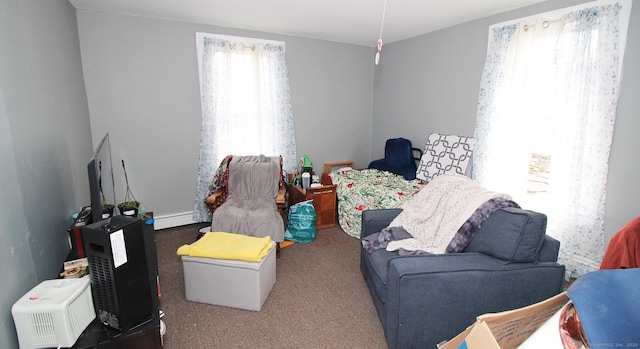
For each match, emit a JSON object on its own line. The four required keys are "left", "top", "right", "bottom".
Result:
{"left": 439, "top": 292, "right": 570, "bottom": 349}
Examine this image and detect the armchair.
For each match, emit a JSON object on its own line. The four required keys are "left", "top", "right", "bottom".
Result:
{"left": 360, "top": 208, "right": 565, "bottom": 349}
{"left": 207, "top": 155, "right": 286, "bottom": 244}
{"left": 368, "top": 138, "right": 422, "bottom": 180}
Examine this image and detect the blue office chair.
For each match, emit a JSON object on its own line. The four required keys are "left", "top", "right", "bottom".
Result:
{"left": 368, "top": 138, "right": 422, "bottom": 180}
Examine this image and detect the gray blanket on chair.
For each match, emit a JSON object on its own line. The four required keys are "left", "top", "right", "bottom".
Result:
{"left": 210, "top": 155, "right": 284, "bottom": 242}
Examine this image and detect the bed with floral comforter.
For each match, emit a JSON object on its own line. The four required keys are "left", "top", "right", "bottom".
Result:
{"left": 329, "top": 168, "right": 426, "bottom": 239}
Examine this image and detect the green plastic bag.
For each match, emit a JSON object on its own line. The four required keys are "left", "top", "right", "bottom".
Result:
{"left": 284, "top": 200, "right": 317, "bottom": 243}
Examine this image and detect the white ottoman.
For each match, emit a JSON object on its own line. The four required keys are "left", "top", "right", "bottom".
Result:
{"left": 181, "top": 241, "right": 276, "bottom": 311}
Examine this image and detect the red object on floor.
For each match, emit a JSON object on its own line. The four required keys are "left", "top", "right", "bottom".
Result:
{"left": 600, "top": 216, "right": 640, "bottom": 269}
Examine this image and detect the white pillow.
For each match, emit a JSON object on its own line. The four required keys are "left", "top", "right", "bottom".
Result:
{"left": 416, "top": 133, "right": 474, "bottom": 182}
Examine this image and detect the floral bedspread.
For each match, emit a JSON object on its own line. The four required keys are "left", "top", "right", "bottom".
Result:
{"left": 329, "top": 169, "right": 426, "bottom": 239}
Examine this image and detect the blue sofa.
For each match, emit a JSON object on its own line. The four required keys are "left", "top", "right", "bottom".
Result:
{"left": 360, "top": 207, "right": 565, "bottom": 349}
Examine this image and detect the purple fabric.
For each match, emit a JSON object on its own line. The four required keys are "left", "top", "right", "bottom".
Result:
{"left": 445, "top": 197, "right": 520, "bottom": 253}
{"left": 362, "top": 226, "right": 413, "bottom": 253}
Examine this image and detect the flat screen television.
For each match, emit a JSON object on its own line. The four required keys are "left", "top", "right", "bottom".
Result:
{"left": 87, "top": 133, "right": 116, "bottom": 223}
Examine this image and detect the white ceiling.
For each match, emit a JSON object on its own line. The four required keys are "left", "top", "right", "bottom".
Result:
{"left": 69, "top": 0, "right": 549, "bottom": 46}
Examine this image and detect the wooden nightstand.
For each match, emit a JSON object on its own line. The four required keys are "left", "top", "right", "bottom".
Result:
{"left": 289, "top": 184, "right": 337, "bottom": 229}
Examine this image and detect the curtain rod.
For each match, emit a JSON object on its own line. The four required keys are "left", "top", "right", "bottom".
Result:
{"left": 523, "top": 17, "right": 564, "bottom": 31}
{"left": 229, "top": 43, "right": 255, "bottom": 51}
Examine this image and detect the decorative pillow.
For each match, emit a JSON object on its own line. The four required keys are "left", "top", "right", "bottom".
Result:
{"left": 416, "top": 133, "right": 473, "bottom": 182}
{"left": 464, "top": 207, "right": 547, "bottom": 263}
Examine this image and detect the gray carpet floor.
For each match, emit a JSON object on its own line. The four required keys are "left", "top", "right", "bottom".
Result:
{"left": 155, "top": 223, "right": 388, "bottom": 349}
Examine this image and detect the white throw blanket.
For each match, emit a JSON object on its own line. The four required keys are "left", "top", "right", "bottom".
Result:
{"left": 386, "top": 174, "right": 511, "bottom": 254}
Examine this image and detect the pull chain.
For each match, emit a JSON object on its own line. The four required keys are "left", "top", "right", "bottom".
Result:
{"left": 375, "top": 0, "right": 387, "bottom": 65}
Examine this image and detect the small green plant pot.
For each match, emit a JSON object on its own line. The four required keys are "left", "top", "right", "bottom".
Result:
{"left": 118, "top": 201, "right": 140, "bottom": 217}
{"left": 101, "top": 204, "right": 115, "bottom": 220}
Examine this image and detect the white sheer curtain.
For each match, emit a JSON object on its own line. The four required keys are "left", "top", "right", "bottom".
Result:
{"left": 474, "top": 1, "right": 631, "bottom": 278}
{"left": 192, "top": 34, "right": 297, "bottom": 222}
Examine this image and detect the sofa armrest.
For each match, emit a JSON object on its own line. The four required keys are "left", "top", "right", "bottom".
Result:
{"left": 384, "top": 253, "right": 565, "bottom": 349}
{"left": 539, "top": 235, "right": 561, "bottom": 263}
{"left": 361, "top": 209, "right": 403, "bottom": 239}
{"left": 367, "top": 158, "right": 386, "bottom": 170}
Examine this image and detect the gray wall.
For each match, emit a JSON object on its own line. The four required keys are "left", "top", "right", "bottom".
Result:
{"left": 76, "top": 10, "right": 374, "bottom": 220}
{"left": 0, "top": 1, "right": 92, "bottom": 347}
{"left": 1, "top": 1, "right": 636, "bottom": 346}
{"left": 372, "top": 0, "right": 640, "bottom": 243}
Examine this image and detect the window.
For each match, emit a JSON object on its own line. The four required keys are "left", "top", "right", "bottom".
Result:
{"left": 192, "top": 33, "right": 297, "bottom": 222}
{"left": 473, "top": 0, "right": 631, "bottom": 278}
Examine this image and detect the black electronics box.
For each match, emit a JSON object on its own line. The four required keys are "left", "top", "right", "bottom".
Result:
{"left": 82, "top": 215, "right": 153, "bottom": 332}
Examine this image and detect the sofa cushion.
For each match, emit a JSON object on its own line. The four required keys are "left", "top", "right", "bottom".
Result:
{"left": 367, "top": 249, "right": 400, "bottom": 303}
{"left": 464, "top": 207, "right": 547, "bottom": 263}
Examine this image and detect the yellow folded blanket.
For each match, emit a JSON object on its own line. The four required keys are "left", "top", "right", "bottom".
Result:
{"left": 177, "top": 232, "right": 273, "bottom": 262}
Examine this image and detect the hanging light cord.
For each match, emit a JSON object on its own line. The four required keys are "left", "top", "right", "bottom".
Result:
{"left": 379, "top": 0, "right": 387, "bottom": 40}
{"left": 375, "top": 0, "right": 388, "bottom": 65}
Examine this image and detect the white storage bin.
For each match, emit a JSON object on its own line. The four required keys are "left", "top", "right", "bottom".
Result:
{"left": 181, "top": 241, "right": 276, "bottom": 311}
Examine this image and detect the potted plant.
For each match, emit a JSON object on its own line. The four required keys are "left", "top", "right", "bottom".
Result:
{"left": 117, "top": 159, "right": 140, "bottom": 217}
{"left": 101, "top": 202, "right": 115, "bottom": 219}
{"left": 118, "top": 199, "right": 139, "bottom": 217}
